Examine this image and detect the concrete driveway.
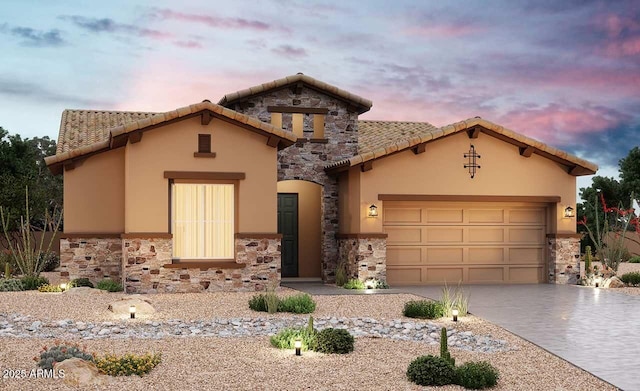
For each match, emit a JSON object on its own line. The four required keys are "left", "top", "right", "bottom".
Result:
{"left": 401, "top": 284, "right": 637, "bottom": 391}
{"left": 284, "top": 282, "right": 637, "bottom": 390}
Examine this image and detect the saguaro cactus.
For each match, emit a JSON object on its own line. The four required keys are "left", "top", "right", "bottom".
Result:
{"left": 440, "top": 327, "right": 455, "bottom": 366}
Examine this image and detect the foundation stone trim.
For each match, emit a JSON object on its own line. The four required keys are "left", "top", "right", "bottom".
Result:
{"left": 548, "top": 236, "right": 580, "bottom": 284}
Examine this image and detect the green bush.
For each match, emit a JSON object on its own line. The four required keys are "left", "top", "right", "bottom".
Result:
{"left": 343, "top": 279, "right": 365, "bottom": 289}
{"left": 620, "top": 271, "right": 640, "bottom": 286}
{"left": 265, "top": 291, "right": 279, "bottom": 314}
{"left": 95, "top": 352, "right": 161, "bottom": 376}
{"left": 0, "top": 278, "right": 24, "bottom": 291}
{"left": 403, "top": 300, "right": 444, "bottom": 319}
{"left": 96, "top": 279, "right": 123, "bottom": 292}
{"left": 370, "top": 279, "right": 389, "bottom": 289}
{"left": 35, "top": 341, "right": 95, "bottom": 370}
{"left": 21, "top": 275, "right": 49, "bottom": 290}
{"left": 70, "top": 278, "right": 94, "bottom": 288}
{"left": 270, "top": 327, "right": 317, "bottom": 351}
{"left": 314, "top": 328, "right": 354, "bottom": 354}
{"left": 248, "top": 294, "right": 268, "bottom": 312}
{"left": 455, "top": 361, "right": 500, "bottom": 389}
{"left": 278, "top": 294, "right": 316, "bottom": 314}
{"left": 38, "top": 284, "right": 62, "bottom": 293}
{"left": 40, "top": 252, "right": 60, "bottom": 272}
{"left": 629, "top": 256, "right": 640, "bottom": 264}
{"left": 407, "top": 355, "right": 456, "bottom": 386}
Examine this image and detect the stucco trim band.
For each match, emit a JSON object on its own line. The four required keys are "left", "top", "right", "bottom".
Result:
{"left": 378, "top": 194, "right": 562, "bottom": 203}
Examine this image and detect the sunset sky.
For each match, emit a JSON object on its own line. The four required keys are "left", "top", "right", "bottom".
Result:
{"left": 1, "top": 0, "right": 638, "bottom": 193}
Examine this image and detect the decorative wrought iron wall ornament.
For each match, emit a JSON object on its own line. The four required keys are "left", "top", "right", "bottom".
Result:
{"left": 464, "top": 144, "right": 481, "bottom": 178}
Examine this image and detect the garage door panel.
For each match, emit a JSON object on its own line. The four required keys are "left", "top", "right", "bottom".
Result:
{"left": 468, "top": 247, "right": 504, "bottom": 263}
{"left": 509, "top": 228, "right": 544, "bottom": 243}
{"left": 468, "top": 209, "right": 504, "bottom": 223}
{"left": 426, "top": 228, "right": 463, "bottom": 243}
{"left": 509, "top": 267, "right": 543, "bottom": 282}
{"left": 469, "top": 267, "right": 504, "bottom": 282}
{"left": 509, "top": 248, "right": 543, "bottom": 264}
{"left": 384, "top": 201, "right": 546, "bottom": 285}
{"left": 468, "top": 228, "right": 504, "bottom": 243}
{"left": 387, "top": 247, "right": 422, "bottom": 265}
{"left": 426, "top": 268, "right": 463, "bottom": 283}
{"left": 388, "top": 268, "right": 423, "bottom": 284}
{"left": 385, "top": 227, "right": 422, "bottom": 244}
{"left": 425, "top": 248, "right": 463, "bottom": 263}
{"left": 384, "top": 208, "right": 422, "bottom": 223}
{"left": 427, "top": 209, "right": 463, "bottom": 223}
{"left": 509, "top": 209, "right": 545, "bottom": 224}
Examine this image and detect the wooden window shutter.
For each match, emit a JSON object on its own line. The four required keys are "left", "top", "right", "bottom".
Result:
{"left": 198, "top": 134, "right": 211, "bottom": 153}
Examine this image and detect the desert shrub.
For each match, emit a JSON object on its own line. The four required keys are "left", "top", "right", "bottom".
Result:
{"left": 264, "top": 283, "right": 280, "bottom": 314}
{"left": 96, "top": 279, "right": 123, "bottom": 292}
{"left": 0, "top": 278, "right": 24, "bottom": 291}
{"left": 314, "top": 328, "right": 354, "bottom": 354}
{"left": 370, "top": 279, "right": 389, "bottom": 289}
{"left": 21, "top": 275, "right": 49, "bottom": 290}
{"left": 278, "top": 294, "right": 316, "bottom": 314}
{"left": 35, "top": 341, "right": 94, "bottom": 370}
{"left": 629, "top": 256, "right": 640, "bottom": 264}
{"left": 441, "top": 282, "right": 469, "bottom": 317}
{"left": 95, "top": 352, "right": 161, "bottom": 376}
{"left": 38, "top": 284, "right": 62, "bottom": 293}
{"left": 335, "top": 262, "right": 348, "bottom": 287}
{"left": 248, "top": 294, "right": 268, "bottom": 312}
{"left": 270, "top": 327, "right": 317, "bottom": 351}
{"left": 40, "top": 252, "right": 60, "bottom": 272}
{"left": 70, "top": 277, "right": 94, "bottom": 288}
{"left": 407, "top": 355, "right": 456, "bottom": 386}
{"left": 403, "top": 300, "right": 444, "bottom": 319}
{"left": 620, "top": 271, "right": 640, "bottom": 286}
{"left": 455, "top": 361, "right": 500, "bottom": 389}
{"left": 343, "top": 279, "right": 365, "bottom": 289}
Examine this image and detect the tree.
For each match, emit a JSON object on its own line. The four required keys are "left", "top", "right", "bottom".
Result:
{"left": 620, "top": 147, "right": 640, "bottom": 203}
{"left": 0, "top": 127, "right": 63, "bottom": 232}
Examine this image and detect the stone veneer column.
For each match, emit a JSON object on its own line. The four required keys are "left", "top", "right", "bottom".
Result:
{"left": 59, "top": 237, "right": 122, "bottom": 284}
{"left": 336, "top": 234, "right": 387, "bottom": 282}
{"left": 122, "top": 235, "right": 281, "bottom": 293}
{"left": 547, "top": 235, "right": 580, "bottom": 284}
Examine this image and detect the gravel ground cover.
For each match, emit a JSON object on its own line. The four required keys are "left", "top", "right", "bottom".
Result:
{"left": 0, "top": 288, "right": 617, "bottom": 390}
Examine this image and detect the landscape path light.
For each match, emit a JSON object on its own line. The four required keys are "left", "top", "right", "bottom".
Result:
{"left": 452, "top": 309, "right": 459, "bottom": 322}
{"left": 59, "top": 283, "right": 67, "bottom": 292}
{"left": 129, "top": 305, "right": 136, "bottom": 319}
{"left": 294, "top": 338, "right": 302, "bottom": 356}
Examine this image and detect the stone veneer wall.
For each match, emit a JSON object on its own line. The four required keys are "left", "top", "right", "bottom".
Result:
{"left": 229, "top": 86, "right": 360, "bottom": 282}
{"left": 337, "top": 236, "right": 387, "bottom": 282}
{"left": 548, "top": 236, "right": 580, "bottom": 284}
{"left": 123, "top": 236, "right": 281, "bottom": 293}
{"left": 59, "top": 237, "right": 122, "bottom": 284}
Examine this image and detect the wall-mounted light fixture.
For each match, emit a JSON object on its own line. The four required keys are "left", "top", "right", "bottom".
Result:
{"left": 368, "top": 204, "right": 378, "bottom": 218}
{"left": 564, "top": 206, "right": 575, "bottom": 218}
{"left": 129, "top": 305, "right": 136, "bottom": 319}
{"left": 452, "top": 309, "right": 459, "bottom": 322}
{"left": 294, "top": 338, "right": 302, "bottom": 356}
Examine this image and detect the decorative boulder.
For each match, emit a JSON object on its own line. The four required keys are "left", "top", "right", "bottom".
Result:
{"left": 64, "top": 287, "right": 106, "bottom": 295}
{"left": 54, "top": 358, "right": 110, "bottom": 386}
{"left": 108, "top": 296, "right": 156, "bottom": 316}
{"left": 603, "top": 276, "right": 625, "bottom": 289}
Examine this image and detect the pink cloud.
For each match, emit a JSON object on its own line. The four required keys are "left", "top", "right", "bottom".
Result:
{"left": 595, "top": 13, "right": 640, "bottom": 57}
{"left": 271, "top": 45, "right": 307, "bottom": 58}
{"left": 403, "top": 24, "right": 483, "bottom": 38}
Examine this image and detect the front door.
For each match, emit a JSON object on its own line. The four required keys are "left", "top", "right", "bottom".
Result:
{"left": 278, "top": 193, "right": 299, "bottom": 277}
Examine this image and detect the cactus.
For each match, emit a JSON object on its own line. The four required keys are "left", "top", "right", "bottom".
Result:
{"left": 36, "top": 342, "right": 94, "bottom": 370}
{"left": 440, "top": 327, "right": 455, "bottom": 366}
{"left": 585, "top": 246, "right": 593, "bottom": 274}
{"left": 307, "top": 315, "right": 314, "bottom": 334}
{"left": 4, "top": 262, "right": 10, "bottom": 279}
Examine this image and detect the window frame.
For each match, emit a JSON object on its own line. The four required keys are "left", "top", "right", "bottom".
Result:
{"left": 169, "top": 178, "right": 239, "bottom": 262}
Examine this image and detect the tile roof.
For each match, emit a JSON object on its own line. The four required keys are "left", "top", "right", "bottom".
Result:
{"left": 56, "top": 110, "right": 157, "bottom": 154}
{"left": 358, "top": 120, "right": 439, "bottom": 154}
{"left": 218, "top": 73, "right": 373, "bottom": 114}
{"left": 327, "top": 117, "right": 598, "bottom": 175}
{"left": 45, "top": 101, "right": 297, "bottom": 168}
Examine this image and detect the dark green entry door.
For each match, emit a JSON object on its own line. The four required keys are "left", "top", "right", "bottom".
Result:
{"left": 278, "top": 193, "right": 299, "bottom": 277}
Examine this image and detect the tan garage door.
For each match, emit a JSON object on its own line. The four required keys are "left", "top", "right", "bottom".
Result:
{"left": 384, "top": 201, "right": 547, "bottom": 284}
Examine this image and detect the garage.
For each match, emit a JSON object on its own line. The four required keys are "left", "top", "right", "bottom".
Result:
{"left": 384, "top": 201, "right": 547, "bottom": 284}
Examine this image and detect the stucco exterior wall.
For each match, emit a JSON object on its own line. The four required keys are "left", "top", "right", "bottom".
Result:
{"left": 277, "top": 180, "right": 322, "bottom": 278}
{"left": 357, "top": 131, "right": 577, "bottom": 234}
{"left": 63, "top": 148, "right": 124, "bottom": 233}
{"left": 123, "top": 116, "right": 277, "bottom": 233}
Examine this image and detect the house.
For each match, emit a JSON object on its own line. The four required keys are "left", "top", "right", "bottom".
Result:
{"left": 45, "top": 73, "right": 597, "bottom": 293}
